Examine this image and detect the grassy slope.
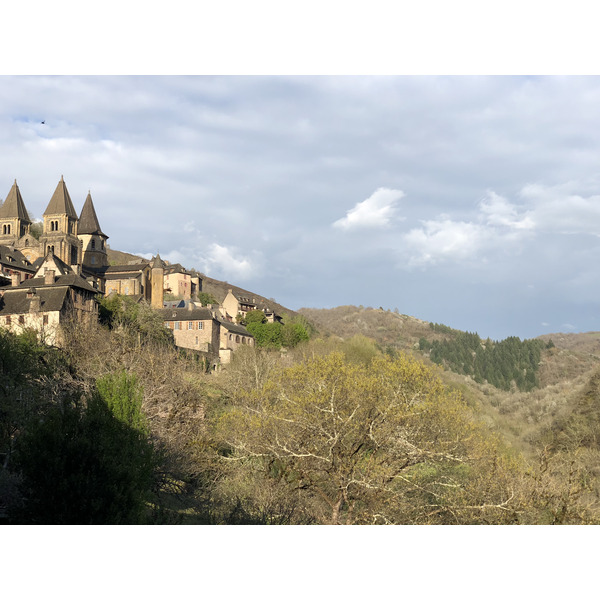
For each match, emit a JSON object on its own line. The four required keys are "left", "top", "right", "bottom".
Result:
{"left": 299, "top": 305, "right": 600, "bottom": 457}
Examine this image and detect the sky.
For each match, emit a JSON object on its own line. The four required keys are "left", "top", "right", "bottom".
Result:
{"left": 4, "top": 75, "right": 600, "bottom": 340}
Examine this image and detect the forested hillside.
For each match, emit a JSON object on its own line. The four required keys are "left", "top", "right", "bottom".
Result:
{"left": 3, "top": 300, "right": 600, "bottom": 524}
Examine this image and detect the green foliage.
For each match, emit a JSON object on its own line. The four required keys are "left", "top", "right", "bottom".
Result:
{"left": 29, "top": 219, "right": 43, "bottom": 240}
{"left": 11, "top": 391, "right": 157, "bottom": 524}
{"left": 96, "top": 371, "right": 148, "bottom": 434}
{"left": 247, "top": 321, "right": 283, "bottom": 349}
{"left": 214, "top": 350, "right": 523, "bottom": 524}
{"left": 244, "top": 309, "right": 267, "bottom": 325}
{"left": 421, "top": 331, "right": 545, "bottom": 391}
{"left": 196, "top": 292, "right": 218, "bottom": 306}
{"left": 99, "top": 294, "right": 174, "bottom": 346}
{"left": 246, "top": 314, "right": 312, "bottom": 350}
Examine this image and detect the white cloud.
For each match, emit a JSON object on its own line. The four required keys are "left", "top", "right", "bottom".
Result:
{"left": 479, "top": 190, "right": 535, "bottom": 230}
{"left": 333, "top": 187, "right": 404, "bottom": 231}
{"left": 202, "top": 243, "right": 256, "bottom": 281}
{"left": 403, "top": 218, "right": 488, "bottom": 267}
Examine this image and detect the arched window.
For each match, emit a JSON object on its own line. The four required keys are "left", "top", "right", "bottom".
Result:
{"left": 236, "top": 335, "right": 240, "bottom": 343}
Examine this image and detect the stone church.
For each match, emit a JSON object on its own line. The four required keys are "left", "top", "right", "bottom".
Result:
{"left": 0, "top": 176, "right": 109, "bottom": 290}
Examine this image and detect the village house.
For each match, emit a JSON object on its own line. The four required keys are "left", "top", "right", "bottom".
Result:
{"left": 221, "top": 288, "right": 283, "bottom": 324}
{"left": 159, "top": 300, "right": 254, "bottom": 364}
{"left": 0, "top": 250, "right": 98, "bottom": 346}
{"left": 163, "top": 263, "right": 201, "bottom": 300}
{"left": 0, "top": 245, "right": 36, "bottom": 287}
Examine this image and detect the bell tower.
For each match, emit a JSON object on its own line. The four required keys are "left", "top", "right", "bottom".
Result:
{"left": 39, "top": 176, "right": 82, "bottom": 266}
{"left": 0, "top": 180, "right": 31, "bottom": 243}
{"left": 78, "top": 191, "right": 108, "bottom": 270}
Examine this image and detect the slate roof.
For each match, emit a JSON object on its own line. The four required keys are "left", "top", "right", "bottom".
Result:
{"left": 44, "top": 176, "right": 78, "bottom": 218}
{"left": 0, "top": 180, "right": 31, "bottom": 223}
{"left": 78, "top": 192, "right": 106, "bottom": 236}
{"left": 151, "top": 254, "right": 165, "bottom": 269}
{"left": 13, "top": 272, "right": 98, "bottom": 294}
{"left": 159, "top": 307, "right": 215, "bottom": 321}
{"left": 0, "top": 245, "right": 35, "bottom": 273}
{"left": 0, "top": 286, "right": 69, "bottom": 315}
{"left": 219, "top": 319, "right": 254, "bottom": 336}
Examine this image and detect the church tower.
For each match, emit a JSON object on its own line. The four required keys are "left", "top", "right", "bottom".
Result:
{"left": 0, "top": 180, "right": 31, "bottom": 244}
{"left": 39, "top": 176, "right": 82, "bottom": 266}
{"left": 78, "top": 191, "right": 108, "bottom": 269}
{"left": 150, "top": 253, "right": 165, "bottom": 309}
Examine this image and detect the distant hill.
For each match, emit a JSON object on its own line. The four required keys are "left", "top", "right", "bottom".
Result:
{"left": 106, "top": 246, "right": 147, "bottom": 266}
{"left": 298, "top": 305, "right": 436, "bottom": 349}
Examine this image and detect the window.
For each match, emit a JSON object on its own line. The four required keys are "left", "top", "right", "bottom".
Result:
{"left": 198, "top": 322, "right": 203, "bottom": 330}
{"left": 18, "top": 315, "right": 25, "bottom": 325}
{"left": 91, "top": 239, "right": 96, "bottom": 249}
{"left": 236, "top": 335, "right": 240, "bottom": 343}
{"left": 188, "top": 321, "right": 193, "bottom": 330}
{"left": 43, "top": 315, "right": 49, "bottom": 325}
{"left": 6, "top": 316, "right": 11, "bottom": 325}
{"left": 195, "top": 336, "right": 199, "bottom": 345}
{"left": 175, "top": 322, "right": 181, "bottom": 330}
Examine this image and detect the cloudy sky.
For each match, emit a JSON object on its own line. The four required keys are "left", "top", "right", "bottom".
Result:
{"left": 4, "top": 75, "right": 600, "bottom": 340}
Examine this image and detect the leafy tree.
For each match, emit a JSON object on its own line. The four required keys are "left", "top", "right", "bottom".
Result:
{"left": 215, "top": 351, "right": 521, "bottom": 524}
{"left": 98, "top": 294, "right": 174, "bottom": 346}
{"left": 11, "top": 389, "right": 157, "bottom": 524}
{"left": 244, "top": 309, "right": 267, "bottom": 325}
{"left": 196, "top": 292, "right": 218, "bottom": 306}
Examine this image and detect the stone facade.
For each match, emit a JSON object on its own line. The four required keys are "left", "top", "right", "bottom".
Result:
{"left": 0, "top": 251, "right": 98, "bottom": 346}
{"left": 0, "top": 177, "right": 254, "bottom": 364}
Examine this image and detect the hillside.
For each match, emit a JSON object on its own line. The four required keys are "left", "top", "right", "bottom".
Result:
{"left": 298, "top": 305, "right": 600, "bottom": 456}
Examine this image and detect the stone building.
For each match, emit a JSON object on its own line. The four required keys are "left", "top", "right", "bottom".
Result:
{"left": 221, "top": 288, "right": 283, "bottom": 324}
{"left": 159, "top": 301, "right": 254, "bottom": 364}
{"left": 0, "top": 245, "right": 36, "bottom": 287}
{"left": 163, "top": 263, "right": 201, "bottom": 300}
{"left": 0, "top": 249, "right": 98, "bottom": 346}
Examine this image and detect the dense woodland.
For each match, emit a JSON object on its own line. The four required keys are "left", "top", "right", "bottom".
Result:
{"left": 2, "top": 300, "right": 600, "bottom": 524}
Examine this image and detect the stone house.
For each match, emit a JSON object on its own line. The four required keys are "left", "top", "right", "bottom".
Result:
{"left": 0, "top": 245, "right": 36, "bottom": 287}
{"left": 0, "top": 250, "right": 98, "bottom": 346}
{"left": 221, "top": 288, "right": 283, "bottom": 324}
{"left": 159, "top": 300, "right": 254, "bottom": 364}
{"left": 160, "top": 305, "right": 221, "bottom": 354}
{"left": 163, "top": 263, "right": 201, "bottom": 300}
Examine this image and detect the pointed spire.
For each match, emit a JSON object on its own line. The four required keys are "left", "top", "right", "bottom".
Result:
{"left": 44, "top": 176, "right": 77, "bottom": 218}
{"left": 78, "top": 191, "right": 106, "bottom": 236}
{"left": 0, "top": 179, "right": 32, "bottom": 222}
{"left": 151, "top": 253, "right": 165, "bottom": 269}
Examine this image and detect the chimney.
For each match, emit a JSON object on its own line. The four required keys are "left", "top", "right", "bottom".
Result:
{"left": 188, "top": 301, "right": 194, "bottom": 311}
{"left": 45, "top": 269, "right": 55, "bottom": 285}
{"left": 11, "top": 273, "right": 20, "bottom": 287}
{"left": 29, "top": 289, "right": 41, "bottom": 313}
